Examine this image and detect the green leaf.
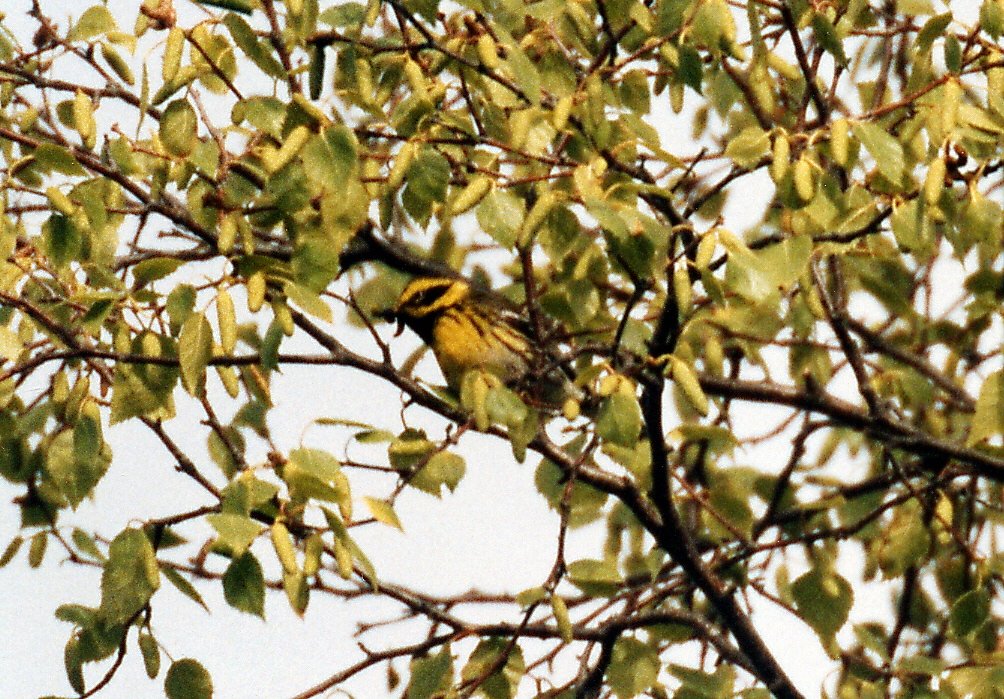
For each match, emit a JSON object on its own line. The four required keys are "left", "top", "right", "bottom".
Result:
{"left": 65, "top": 634, "right": 85, "bottom": 693}
{"left": 791, "top": 567, "right": 852, "bottom": 642}
{"left": 944, "top": 35, "right": 962, "bottom": 73}
{"left": 45, "top": 427, "right": 110, "bottom": 508}
{"left": 301, "top": 125, "right": 359, "bottom": 192}
{"left": 596, "top": 391, "right": 642, "bottom": 447}
{"left": 132, "top": 257, "right": 185, "bottom": 288}
{"left": 678, "top": 44, "right": 704, "bottom": 92}
{"left": 223, "top": 12, "right": 285, "bottom": 78}
{"left": 139, "top": 631, "right": 161, "bottom": 679}
{"left": 166, "top": 285, "right": 197, "bottom": 335}
{"left": 0, "top": 326, "right": 20, "bottom": 362}
{"left": 497, "top": 27, "right": 540, "bottom": 105}
{"left": 890, "top": 199, "right": 933, "bottom": 253}
{"left": 951, "top": 589, "right": 991, "bottom": 638}
{"left": 758, "top": 234, "right": 812, "bottom": 291}
{"left": 968, "top": 370, "right": 1004, "bottom": 446}
{"left": 109, "top": 363, "right": 177, "bottom": 424}
{"left": 916, "top": 13, "right": 953, "bottom": 52}
{"left": 178, "top": 312, "right": 213, "bottom": 397}
{"left": 207, "top": 513, "right": 264, "bottom": 556}
{"left": 535, "top": 459, "right": 608, "bottom": 528}
{"left": 284, "top": 447, "right": 350, "bottom": 506}
{"left": 609, "top": 637, "right": 660, "bottom": 699}
{"left": 320, "top": 3, "right": 367, "bottom": 27}
{"left": 853, "top": 122, "right": 905, "bottom": 184}
{"left": 460, "top": 638, "right": 525, "bottom": 699}
{"left": 162, "top": 567, "right": 209, "bottom": 610}
{"left": 402, "top": 147, "right": 450, "bottom": 224}
{"left": 160, "top": 99, "right": 199, "bottom": 157}
{"left": 223, "top": 552, "right": 266, "bottom": 618}
{"left": 285, "top": 282, "right": 333, "bottom": 322}
{"left": 877, "top": 500, "right": 931, "bottom": 577}
{"left": 567, "top": 558, "right": 623, "bottom": 597}
{"left": 811, "top": 13, "right": 847, "bottom": 65}
{"left": 409, "top": 451, "right": 466, "bottom": 497}
{"left": 165, "top": 658, "right": 213, "bottom": 699}
{"left": 476, "top": 189, "right": 525, "bottom": 249}
{"left": 724, "top": 247, "right": 774, "bottom": 303}
{"left": 724, "top": 126, "right": 769, "bottom": 168}
{"left": 100, "top": 528, "right": 160, "bottom": 625}
{"left": 365, "top": 497, "right": 403, "bottom": 530}
{"left": 669, "top": 664, "right": 737, "bottom": 698}
{"left": 982, "top": 0, "right": 1004, "bottom": 38}
{"left": 68, "top": 5, "right": 116, "bottom": 41}
{"left": 408, "top": 648, "right": 453, "bottom": 699}
{"left": 32, "top": 143, "right": 86, "bottom": 176}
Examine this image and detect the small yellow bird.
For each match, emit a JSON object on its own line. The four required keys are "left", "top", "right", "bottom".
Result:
{"left": 386, "top": 276, "right": 577, "bottom": 409}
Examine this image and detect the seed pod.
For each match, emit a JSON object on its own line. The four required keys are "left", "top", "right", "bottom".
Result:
{"left": 215, "top": 365, "right": 240, "bottom": 397}
{"left": 163, "top": 27, "right": 185, "bottom": 83}
{"left": 247, "top": 271, "right": 266, "bottom": 312}
{"left": 271, "top": 521, "right": 298, "bottom": 575}
{"left": 101, "top": 43, "right": 134, "bottom": 85}
{"left": 551, "top": 595, "right": 573, "bottom": 643}
{"left": 509, "top": 108, "right": 535, "bottom": 151}
{"left": 704, "top": 335, "right": 724, "bottom": 375}
{"left": 355, "top": 58, "right": 373, "bottom": 105}
{"left": 793, "top": 157, "right": 815, "bottom": 201}
{"left": 72, "top": 90, "right": 96, "bottom": 149}
{"left": 449, "top": 176, "right": 492, "bottom": 215}
{"left": 266, "top": 125, "right": 311, "bottom": 173}
{"left": 552, "top": 94, "right": 573, "bottom": 131}
{"left": 942, "top": 80, "right": 960, "bottom": 135}
{"left": 217, "top": 213, "right": 237, "bottom": 253}
{"left": 665, "top": 355, "right": 709, "bottom": 416}
{"left": 518, "top": 190, "right": 559, "bottom": 245}
{"left": 670, "top": 81, "right": 684, "bottom": 114}
{"left": 385, "top": 141, "right": 417, "bottom": 192}
{"left": 476, "top": 33, "right": 500, "bottom": 69}
{"left": 673, "top": 265, "right": 692, "bottom": 314}
{"left": 403, "top": 58, "right": 428, "bottom": 100}
{"left": 217, "top": 288, "right": 236, "bottom": 354}
{"left": 308, "top": 45, "right": 324, "bottom": 100}
{"left": 830, "top": 118, "right": 849, "bottom": 166}
{"left": 51, "top": 371, "right": 69, "bottom": 407}
{"left": 562, "top": 397, "right": 581, "bottom": 421}
{"left": 332, "top": 538, "right": 353, "bottom": 579}
{"left": 274, "top": 300, "right": 294, "bottom": 336}
{"left": 238, "top": 215, "right": 254, "bottom": 255}
{"left": 924, "top": 156, "right": 947, "bottom": 206}
{"left": 694, "top": 231, "right": 717, "bottom": 270}
{"left": 303, "top": 533, "right": 323, "bottom": 577}
{"left": 769, "top": 134, "right": 790, "bottom": 183}
{"left": 141, "top": 331, "right": 161, "bottom": 358}
{"left": 472, "top": 372, "right": 490, "bottom": 431}
{"left": 46, "top": 187, "right": 75, "bottom": 215}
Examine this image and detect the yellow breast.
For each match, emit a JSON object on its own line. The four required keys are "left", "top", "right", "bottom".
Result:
{"left": 430, "top": 307, "right": 530, "bottom": 390}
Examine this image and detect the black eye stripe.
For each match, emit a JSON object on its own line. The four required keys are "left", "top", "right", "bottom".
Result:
{"left": 409, "top": 283, "right": 451, "bottom": 308}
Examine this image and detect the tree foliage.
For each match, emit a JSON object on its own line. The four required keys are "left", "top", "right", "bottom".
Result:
{"left": 2, "top": 0, "right": 1004, "bottom": 697}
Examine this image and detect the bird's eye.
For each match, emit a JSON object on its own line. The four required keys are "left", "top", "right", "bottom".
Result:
{"left": 409, "top": 283, "right": 450, "bottom": 308}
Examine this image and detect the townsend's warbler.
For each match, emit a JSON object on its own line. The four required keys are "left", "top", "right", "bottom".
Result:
{"left": 386, "top": 276, "right": 579, "bottom": 410}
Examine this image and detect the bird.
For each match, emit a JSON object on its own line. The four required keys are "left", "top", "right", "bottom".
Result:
{"left": 384, "top": 276, "right": 578, "bottom": 411}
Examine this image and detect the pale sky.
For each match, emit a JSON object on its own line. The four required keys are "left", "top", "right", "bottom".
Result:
{"left": 1, "top": 1, "right": 986, "bottom": 697}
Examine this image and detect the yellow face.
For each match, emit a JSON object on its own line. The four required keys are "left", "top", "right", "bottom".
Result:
{"left": 389, "top": 276, "right": 530, "bottom": 391}
{"left": 393, "top": 277, "right": 471, "bottom": 322}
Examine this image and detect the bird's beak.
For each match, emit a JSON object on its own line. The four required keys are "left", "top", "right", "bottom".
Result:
{"left": 377, "top": 306, "right": 406, "bottom": 337}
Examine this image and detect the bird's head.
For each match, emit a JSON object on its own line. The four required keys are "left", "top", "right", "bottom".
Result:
{"left": 382, "top": 276, "right": 470, "bottom": 336}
